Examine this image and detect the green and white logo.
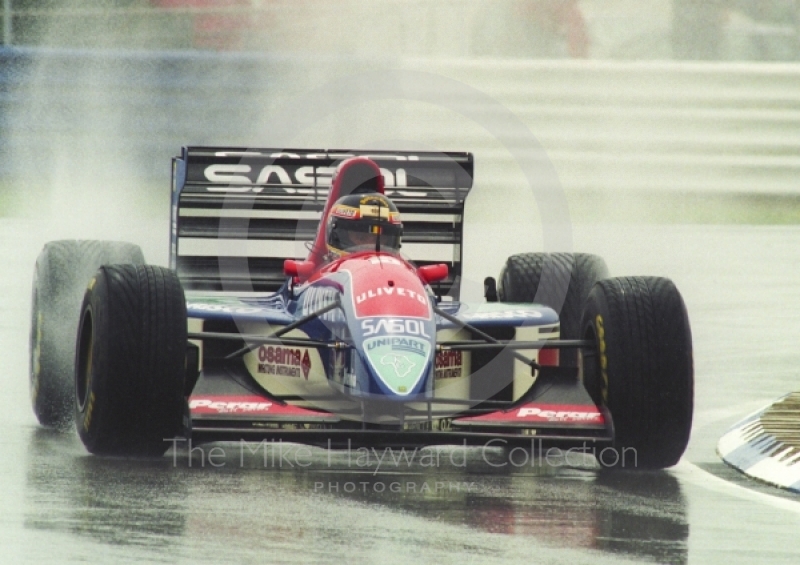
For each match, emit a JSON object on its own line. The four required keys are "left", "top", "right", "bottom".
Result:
{"left": 363, "top": 336, "right": 431, "bottom": 395}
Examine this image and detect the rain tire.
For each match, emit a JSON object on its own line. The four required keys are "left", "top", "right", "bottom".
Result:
{"left": 30, "top": 240, "right": 144, "bottom": 428}
{"left": 75, "top": 264, "right": 187, "bottom": 456}
{"left": 581, "top": 277, "right": 694, "bottom": 469}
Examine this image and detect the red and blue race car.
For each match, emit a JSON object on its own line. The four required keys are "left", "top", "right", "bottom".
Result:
{"left": 29, "top": 148, "right": 694, "bottom": 468}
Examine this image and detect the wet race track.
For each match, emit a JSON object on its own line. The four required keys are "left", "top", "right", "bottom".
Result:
{"left": 3, "top": 220, "right": 800, "bottom": 564}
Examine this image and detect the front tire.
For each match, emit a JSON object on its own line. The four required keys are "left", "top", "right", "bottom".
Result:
{"left": 76, "top": 264, "right": 187, "bottom": 456}
{"left": 30, "top": 240, "right": 144, "bottom": 428}
{"left": 581, "top": 277, "right": 693, "bottom": 469}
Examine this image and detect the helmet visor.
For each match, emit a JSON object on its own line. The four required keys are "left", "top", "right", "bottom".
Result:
{"left": 331, "top": 221, "right": 402, "bottom": 253}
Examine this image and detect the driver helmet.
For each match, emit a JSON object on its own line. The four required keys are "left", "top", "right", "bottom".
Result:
{"left": 326, "top": 193, "right": 403, "bottom": 259}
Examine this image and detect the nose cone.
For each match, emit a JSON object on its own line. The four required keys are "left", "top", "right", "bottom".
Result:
{"left": 338, "top": 254, "right": 435, "bottom": 398}
{"left": 345, "top": 255, "right": 432, "bottom": 319}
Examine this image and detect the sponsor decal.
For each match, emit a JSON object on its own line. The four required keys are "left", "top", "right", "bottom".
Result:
{"left": 381, "top": 354, "right": 415, "bottom": 378}
{"left": 331, "top": 205, "right": 360, "bottom": 219}
{"left": 357, "top": 196, "right": 400, "bottom": 222}
{"left": 355, "top": 286, "right": 428, "bottom": 307}
{"left": 343, "top": 256, "right": 432, "bottom": 320}
{"left": 361, "top": 318, "right": 432, "bottom": 338}
{"left": 360, "top": 204, "right": 387, "bottom": 218}
{"left": 187, "top": 302, "right": 264, "bottom": 315}
{"left": 516, "top": 405, "right": 604, "bottom": 423}
{"left": 366, "top": 336, "right": 429, "bottom": 356}
{"left": 257, "top": 346, "right": 312, "bottom": 379}
{"left": 190, "top": 397, "right": 273, "bottom": 414}
{"left": 301, "top": 285, "right": 340, "bottom": 318}
{"left": 188, "top": 395, "right": 335, "bottom": 419}
{"left": 456, "top": 403, "right": 604, "bottom": 425}
{"left": 363, "top": 336, "right": 431, "bottom": 395}
{"left": 203, "top": 164, "right": 408, "bottom": 189}
{"left": 435, "top": 350, "right": 463, "bottom": 380}
{"left": 461, "top": 309, "right": 543, "bottom": 321}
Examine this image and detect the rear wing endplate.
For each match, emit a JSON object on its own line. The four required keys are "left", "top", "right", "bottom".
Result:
{"left": 171, "top": 147, "right": 474, "bottom": 298}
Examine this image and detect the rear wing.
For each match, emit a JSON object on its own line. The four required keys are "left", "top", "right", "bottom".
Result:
{"left": 171, "top": 147, "right": 474, "bottom": 298}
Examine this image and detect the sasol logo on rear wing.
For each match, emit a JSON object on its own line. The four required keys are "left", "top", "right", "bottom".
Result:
{"left": 203, "top": 164, "right": 410, "bottom": 191}
{"left": 177, "top": 147, "right": 474, "bottom": 197}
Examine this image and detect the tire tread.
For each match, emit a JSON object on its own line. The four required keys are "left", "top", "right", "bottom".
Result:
{"left": 30, "top": 240, "right": 144, "bottom": 427}
{"left": 76, "top": 264, "right": 186, "bottom": 456}
{"left": 584, "top": 276, "right": 693, "bottom": 469}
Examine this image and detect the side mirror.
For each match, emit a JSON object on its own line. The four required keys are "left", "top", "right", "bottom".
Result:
{"left": 418, "top": 263, "right": 449, "bottom": 285}
{"left": 284, "top": 259, "right": 315, "bottom": 280}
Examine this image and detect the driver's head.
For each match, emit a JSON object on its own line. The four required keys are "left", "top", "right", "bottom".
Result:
{"left": 325, "top": 193, "right": 403, "bottom": 259}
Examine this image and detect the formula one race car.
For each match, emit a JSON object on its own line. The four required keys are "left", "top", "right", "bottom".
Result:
{"left": 29, "top": 148, "right": 694, "bottom": 469}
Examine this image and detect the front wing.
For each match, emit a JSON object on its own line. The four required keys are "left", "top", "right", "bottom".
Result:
{"left": 187, "top": 363, "right": 612, "bottom": 450}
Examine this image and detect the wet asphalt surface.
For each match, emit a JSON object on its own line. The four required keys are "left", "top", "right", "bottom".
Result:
{"left": 3, "top": 219, "right": 800, "bottom": 564}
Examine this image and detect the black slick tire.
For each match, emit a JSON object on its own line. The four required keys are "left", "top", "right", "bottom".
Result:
{"left": 30, "top": 240, "right": 144, "bottom": 428}
{"left": 581, "top": 277, "right": 694, "bottom": 469}
{"left": 498, "top": 252, "right": 608, "bottom": 366}
{"left": 75, "top": 264, "right": 187, "bottom": 456}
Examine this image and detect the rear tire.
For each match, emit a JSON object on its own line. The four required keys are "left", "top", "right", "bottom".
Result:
{"left": 581, "top": 277, "right": 693, "bottom": 469}
{"left": 75, "top": 264, "right": 187, "bottom": 456}
{"left": 498, "top": 252, "right": 608, "bottom": 366}
{"left": 30, "top": 240, "right": 144, "bottom": 428}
